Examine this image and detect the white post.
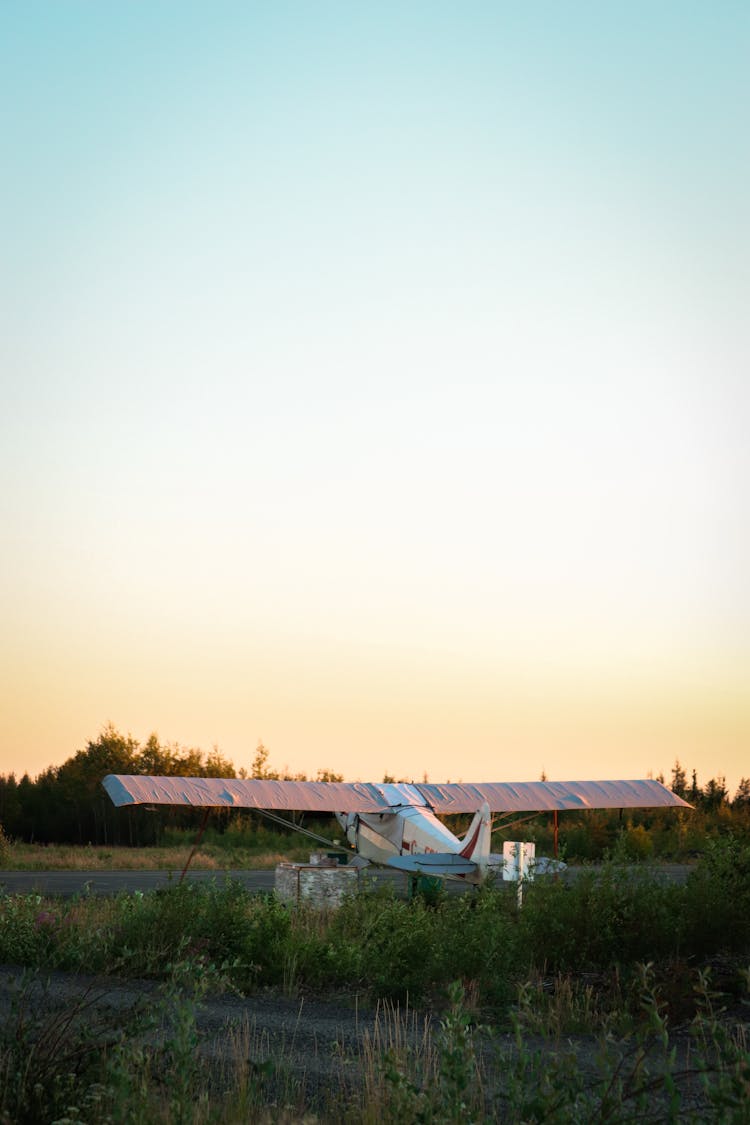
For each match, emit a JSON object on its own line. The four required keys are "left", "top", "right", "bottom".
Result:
{"left": 503, "top": 841, "right": 535, "bottom": 908}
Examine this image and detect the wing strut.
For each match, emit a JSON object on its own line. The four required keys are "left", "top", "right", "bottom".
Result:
{"left": 252, "top": 806, "right": 350, "bottom": 853}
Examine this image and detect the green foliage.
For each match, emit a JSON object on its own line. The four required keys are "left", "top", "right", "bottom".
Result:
{"left": 373, "top": 965, "right": 750, "bottom": 1122}
{"left": 622, "top": 823, "right": 655, "bottom": 860}
{"left": 0, "top": 973, "right": 111, "bottom": 1125}
{"left": 0, "top": 969, "right": 231, "bottom": 1125}
{"left": 434, "top": 980, "right": 485, "bottom": 1122}
{"left": 683, "top": 836, "right": 750, "bottom": 955}
{"left": 0, "top": 725, "right": 236, "bottom": 848}
{"left": 321, "top": 887, "right": 516, "bottom": 1006}
{"left": 370, "top": 899, "right": 446, "bottom": 1002}
{"left": 28, "top": 886, "right": 750, "bottom": 1125}
{"left": 2, "top": 837, "right": 750, "bottom": 1020}
{"left": 249, "top": 741, "right": 277, "bottom": 780}
{"left": 0, "top": 880, "right": 294, "bottom": 992}
{"left": 0, "top": 895, "right": 65, "bottom": 966}
{"left": 517, "top": 864, "right": 687, "bottom": 972}
{"left": 352, "top": 896, "right": 440, "bottom": 1002}
{"left": 690, "top": 966, "right": 750, "bottom": 1121}
{"left": 502, "top": 963, "right": 668, "bottom": 1122}
{"left": 112, "top": 878, "right": 292, "bottom": 987}
{"left": 436, "top": 888, "right": 516, "bottom": 1007}
{"left": 378, "top": 981, "right": 486, "bottom": 1124}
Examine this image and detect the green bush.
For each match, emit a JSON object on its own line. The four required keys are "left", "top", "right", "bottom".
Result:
{"left": 683, "top": 835, "right": 750, "bottom": 955}
{"left": 112, "top": 878, "right": 291, "bottom": 985}
{"left": 434, "top": 887, "right": 517, "bottom": 1006}
{"left": 0, "top": 896, "right": 60, "bottom": 965}
{"left": 517, "top": 866, "right": 686, "bottom": 972}
{"left": 357, "top": 898, "right": 440, "bottom": 1002}
{"left": 622, "top": 824, "right": 654, "bottom": 860}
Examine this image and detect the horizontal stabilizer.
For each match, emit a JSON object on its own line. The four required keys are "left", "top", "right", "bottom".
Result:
{"left": 387, "top": 853, "right": 478, "bottom": 876}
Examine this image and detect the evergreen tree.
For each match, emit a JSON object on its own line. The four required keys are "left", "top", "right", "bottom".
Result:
{"left": 733, "top": 778, "right": 750, "bottom": 807}
{"left": 670, "top": 760, "right": 687, "bottom": 798}
{"left": 702, "top": 775, "right": 728, "bottom": 811}
{"left": 689, "top": 769, "right": 701, "bottom": 804}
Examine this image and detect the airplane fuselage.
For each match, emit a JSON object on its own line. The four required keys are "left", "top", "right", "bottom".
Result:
{"left": 333, "top": 783, "right": 493, "bottom": 881}
{"left": 336, "top": 804, "right": 466, "bottom": 866}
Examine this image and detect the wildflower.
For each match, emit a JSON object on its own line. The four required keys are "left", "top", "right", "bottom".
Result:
{"left": 34, "top": 910, "right": 59, "bottom": 930}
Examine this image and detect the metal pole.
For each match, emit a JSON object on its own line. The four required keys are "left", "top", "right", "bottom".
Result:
{"left": 553, "top": 810, "right": 559, "bottom": 859}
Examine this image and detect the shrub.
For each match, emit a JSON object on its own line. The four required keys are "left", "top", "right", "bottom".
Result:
{"left": 0, "top": 896, "right": 60, "bottom": 965}
{"left": 683, "top": 835, "right": 750, "bottom": 955}
{"left": 623, "top": 824, "right": 654, "bottom": 861}
{"left": 517, "top": 866, "right": 686, "bottom": 972}
{"left": 358, "top": 898, "right": 440, "bottom": 1002}
{"left": 113, "top": 878, "right": 291, "bottom": 986}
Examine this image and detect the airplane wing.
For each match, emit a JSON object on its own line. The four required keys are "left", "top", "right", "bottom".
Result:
{"left": 102, "top": 774, "right": 689, "bottom": 813}
{"left": 102, "top": 775, "right": 390, "bottom": 813}
{"left": 416, "top": 778, "right": 691, "bottom": 813}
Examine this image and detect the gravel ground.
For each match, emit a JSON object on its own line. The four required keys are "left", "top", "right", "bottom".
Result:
{"left": 0, "top": 966, "right": 421, "bottom": 1110}
{"left": 1, "top": 964, "right": 744, "bottom": 1119}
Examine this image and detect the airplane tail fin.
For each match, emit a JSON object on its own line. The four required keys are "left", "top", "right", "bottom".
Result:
{"left": 458, "top": 802, "right": 492, "bottom": 872}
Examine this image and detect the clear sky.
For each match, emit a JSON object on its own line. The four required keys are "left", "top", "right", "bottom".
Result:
{"left": 1, "top": 2, "right": 748, "bottom": 792}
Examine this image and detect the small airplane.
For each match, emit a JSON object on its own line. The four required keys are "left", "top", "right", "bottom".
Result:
{"left": 103, "top": 774, "right": 689, "bottom": 884}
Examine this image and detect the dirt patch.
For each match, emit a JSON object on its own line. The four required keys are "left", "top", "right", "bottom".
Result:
{"left": 0, "top": 966, "right": 413, "bottom": 1102}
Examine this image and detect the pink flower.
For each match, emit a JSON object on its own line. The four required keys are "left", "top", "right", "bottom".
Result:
{"left": 34, "top": 910, "right": 58, "bottom": 930}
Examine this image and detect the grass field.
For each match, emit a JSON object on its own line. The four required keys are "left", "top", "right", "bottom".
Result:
{"left": 1, "top": 840, "right": 311, "bottom": 871}
{"left": 0, "top": 820, "right": 325, "bottom": 870}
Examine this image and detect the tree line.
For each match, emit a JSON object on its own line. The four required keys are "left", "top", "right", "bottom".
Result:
{"left": 0, "top": 725, "right": 748, "bottom": 857}
{"left": 0, "top": 725, "right": 342, "bottom": 848}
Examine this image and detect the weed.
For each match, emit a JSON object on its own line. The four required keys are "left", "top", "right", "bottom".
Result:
{"left": 0, "top": 971, "right": 128, "bottom": 1124}
{"left": 0, "top": 823, "right": 13, "bottom": 864}
{"left": 515, "top": 972, "right": 622, "bottom": 1038}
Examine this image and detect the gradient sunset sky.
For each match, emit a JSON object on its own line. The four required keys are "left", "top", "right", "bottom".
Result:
{"left": 1, "top": 3, "right": 748, "bottom": 792}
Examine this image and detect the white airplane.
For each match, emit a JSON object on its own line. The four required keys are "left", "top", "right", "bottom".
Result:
{"left": 103, "top": 775, "right": 689, "bottom": 884}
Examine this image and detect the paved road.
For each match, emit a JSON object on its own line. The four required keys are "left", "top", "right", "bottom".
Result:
{"left": 0, "top": 867, "right": 420, "bottom": 898}
{"left": 0, "top": 864, "right": 692, "bottom": 898}
{"left": 0, "top": 869, "right": 278, "bottom": 897}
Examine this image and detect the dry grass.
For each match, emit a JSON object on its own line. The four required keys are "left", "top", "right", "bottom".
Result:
{"left": 1, "top": 842, "right": 310, "bottom": 871}
{"left": 360, "top": 997, "right": 437, "bottom": 1112}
